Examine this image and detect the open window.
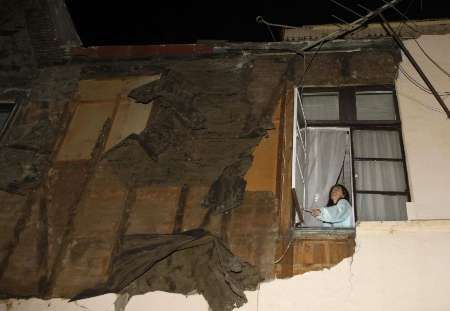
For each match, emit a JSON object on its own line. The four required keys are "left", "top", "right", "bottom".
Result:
{"left": 292, "top": 86, "right": 409, "bottom": 229}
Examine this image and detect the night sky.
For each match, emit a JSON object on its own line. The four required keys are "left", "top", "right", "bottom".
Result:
{"left": 66, "top": 0, "right": 450, "bottom": 46}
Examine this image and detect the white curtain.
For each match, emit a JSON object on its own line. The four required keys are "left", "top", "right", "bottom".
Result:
{"left": 356, "top": 92, "right": 396, "bottom": 121}
{"left": 302, "top": 128, "right": 352, "bottom": 227}
{"left": 302, "top": 93, "right": 339, "bottom": 120}
{"left": 356, "top": 194, "right": 407, "bottom": 221}
{"left": 352, "top": 130, "right": 407, "bottom": 221}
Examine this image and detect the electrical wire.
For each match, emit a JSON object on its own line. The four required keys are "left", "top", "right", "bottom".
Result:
{"left": 299, "top": 40, "right": 326, "bottom": 95}
{"left": 398, "top": 66, "right": 450, "bottom": 114}
{"left": 399, "top": 65, "right": 450, "bottom": 96}
{"left": 388, "top": 0, "right": 450, "bottom": 77}
{"left": 414, "top": 40, "right": 450, "bottom": 77}
{"left": 265, "top": 23, "right": 277, "bottom": 41}
{"left": 392, "top": 0, "right": 417, "bottom": 36}
{"left": 273, "top": 40, "right": 326, "bottom": 266}
{"left": 414, "top": 101, "right": 447, "bottom": 114}
{"left": 256, "top": 16, "right": 302, "bottom": 30}
{"left": 273, "top": 236, "right": 294, "bottom": 264}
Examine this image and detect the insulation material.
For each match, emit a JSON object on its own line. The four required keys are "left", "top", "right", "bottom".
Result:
{"left": 72, "top": 229, "right": 261, "bottom": 311}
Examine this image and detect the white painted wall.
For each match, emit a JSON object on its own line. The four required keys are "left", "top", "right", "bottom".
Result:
{"left": 3, "top": 34, "right": 450, "bottom": 311}
{"left": 396, "top": 34, "right": 450, "bottom": 219}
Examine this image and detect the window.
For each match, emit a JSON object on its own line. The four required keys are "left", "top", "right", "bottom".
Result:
{"left": 0, "top": 102, "right": 16, "bottom": 138}
{"left": 292, "top": 86, "right": 409, "bottom": 228}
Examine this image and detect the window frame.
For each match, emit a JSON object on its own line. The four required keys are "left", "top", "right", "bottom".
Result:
{"left": 0, "top": 100, "right": 18, "bottom": 140}
{"left": 293, "top": 85, "right": 410, "bottom": 223}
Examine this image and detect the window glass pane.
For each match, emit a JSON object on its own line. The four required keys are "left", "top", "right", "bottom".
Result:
{"left": 355, "top": 161, "right": 406, "bottom": 192}
{"left": 356, "top": 92, "right": 396, "bottom": 120}
{"left": 0, "top": 103, "right": 14, "bottom": 130}
{"left": 353, "top": 130, "right": 402, "bottom": 159}
{"left": 302, "top": 92, "right": 339, "bottom": 120}
{"left": 0, "top": 113, "right": 9, "bottom": 129}
{"left": 356, "top": 194, "right": 407, "bottom": 221}
{"left": 297, "top": 101, "right": 306, "bottom": 128}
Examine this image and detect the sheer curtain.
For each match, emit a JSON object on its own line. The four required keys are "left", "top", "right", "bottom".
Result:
{"left": 352, "top": 130, "right": 408, "bottom": 221}
{"left": 302, "top": 128, "right": 352, "bottom": 227}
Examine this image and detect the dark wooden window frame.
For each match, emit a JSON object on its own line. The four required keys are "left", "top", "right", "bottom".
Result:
{"left": 297, "top": 85, "right": 410, "bottom": 222}
{"left": 0, "top": 101, "right": 18, "bottom": 140}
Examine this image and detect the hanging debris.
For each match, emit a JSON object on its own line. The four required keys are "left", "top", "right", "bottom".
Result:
{"left": 72, "top": 229, "right": 262, "bottom": 311}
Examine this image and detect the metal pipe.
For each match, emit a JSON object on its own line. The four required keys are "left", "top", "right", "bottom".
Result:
{"left": 379, "top": 13, "right": 450, "bottom": 118}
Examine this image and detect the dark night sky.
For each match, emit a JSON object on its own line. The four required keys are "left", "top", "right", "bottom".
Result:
{"left": 66, "top": 0, "right": 450, "bottom": 46}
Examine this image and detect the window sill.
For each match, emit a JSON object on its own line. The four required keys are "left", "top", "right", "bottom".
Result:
{"left": 293, "top": 227, "right": 355, "bottom": 240}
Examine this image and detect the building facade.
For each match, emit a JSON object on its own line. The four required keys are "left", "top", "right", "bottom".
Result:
{"left": 1, "top": 2, "right": 450, "bottom": 310}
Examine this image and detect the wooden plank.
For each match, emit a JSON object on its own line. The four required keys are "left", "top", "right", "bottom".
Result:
{"left": 291, "top": 236, "right": 355, "bottom": 276}
{"left": 56, "top": 101, "right": 116, "bottom": 161}
{"left": 126, "top": 185, "right": 180, "bottom": 235}
{"left": 173, "top": 185, "right": 189, "bottom": 234}
{"left": 274, "top": 238, "right": 294, "bottom": 278}
{"left": 227, "top": 191, "right": 278, "bottom": 279}
{"left": 104, "top": 99, "right": 153, "bottom": 151}
{"left": 51, "top": 162, "right": 128, "bottom": 296}
{"left": 273, "top": 85, "right": 295, "bottom": 278}
{"left": 278, "top": 86, "right": 294, "bottom": 238}
{"left": 78, "top": 79, "right": 125, "bottom": 102}
{"left": 244, "top": 102, "right": 281, "bottom": 193}
{"left": 46, "top": 162, "right": 89, "bottom": 274}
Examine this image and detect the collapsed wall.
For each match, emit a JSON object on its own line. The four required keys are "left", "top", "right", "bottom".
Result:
{"left": 0, "top": 39, "right": 401, "bottom": 310}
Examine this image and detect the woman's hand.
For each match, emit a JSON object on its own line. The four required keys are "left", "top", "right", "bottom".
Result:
{"left": 311, "top": 208, "right": 321, "bottom": 217}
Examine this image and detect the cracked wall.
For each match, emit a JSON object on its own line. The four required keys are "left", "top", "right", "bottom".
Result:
{"left": 4, "top": 221, "right": 450, "bottom": 311}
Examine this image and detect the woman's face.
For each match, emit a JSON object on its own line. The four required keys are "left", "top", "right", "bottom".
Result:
{"left": 331, "top": 186, "right": 344, "bottom": 204}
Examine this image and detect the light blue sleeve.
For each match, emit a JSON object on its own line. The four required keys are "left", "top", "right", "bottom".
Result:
{"left": 318, "top": 199, "right": 351, "bottom": 223}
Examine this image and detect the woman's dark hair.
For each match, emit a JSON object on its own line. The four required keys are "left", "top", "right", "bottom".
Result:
{"left": 326, "top": 184, "right": 350, "bottom": 206}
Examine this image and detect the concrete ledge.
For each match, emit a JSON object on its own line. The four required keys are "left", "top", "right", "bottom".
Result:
{"left": 356, "top": 219, "right": 450, "bottom": 233}
{"left": 293, "top": 227, "right": 355, "bottom": 240}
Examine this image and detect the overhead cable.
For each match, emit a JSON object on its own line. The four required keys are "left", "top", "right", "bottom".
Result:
{"left": 398, "top": 65, "right": 450, "bottom": 96}
{"left": 385, "top": 0, "right": 450, "bottom": 77}
{"left": 256, "top": 16, "right": 302, "bottom": 30}
{"left": 380, "top": 13, "right": 450, "bottom": 118}
{"left": 413, "top": 40, "right": 450, "bottom": 77}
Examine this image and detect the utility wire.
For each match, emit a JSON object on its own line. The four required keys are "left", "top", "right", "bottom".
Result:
{"left": 413, "top": 40, "right": 450, "bottom": 77}
{"left": 391, "top": 0, "right": 417, "bottom": 36}
{"left": 273, "top": 237, "right": 294, "bottom": 264}
{"left": 396, "top": 73, "right": 447, "bottom": 114}
{"left": 273, "top": 39, "right": 326, "bottom": 265}
{"left": 398, "top": 65, "right": 450, "bottom": 96}
{"left": 265, "top": 23, "right": 277, "bottom": 41}
{"left": 386, "top": 0, "right": 450, "bottom": 77}
{"left": 256, "top": 16, "right": 302, "bottom": 30}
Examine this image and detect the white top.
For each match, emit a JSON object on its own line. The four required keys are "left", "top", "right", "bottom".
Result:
{"left": 318, "top": 199, "right": 353, "bottom": 228}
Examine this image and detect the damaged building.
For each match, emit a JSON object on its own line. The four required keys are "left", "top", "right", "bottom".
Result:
{"left": 1, "top": 1, "right": 450, "bottom": 310}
